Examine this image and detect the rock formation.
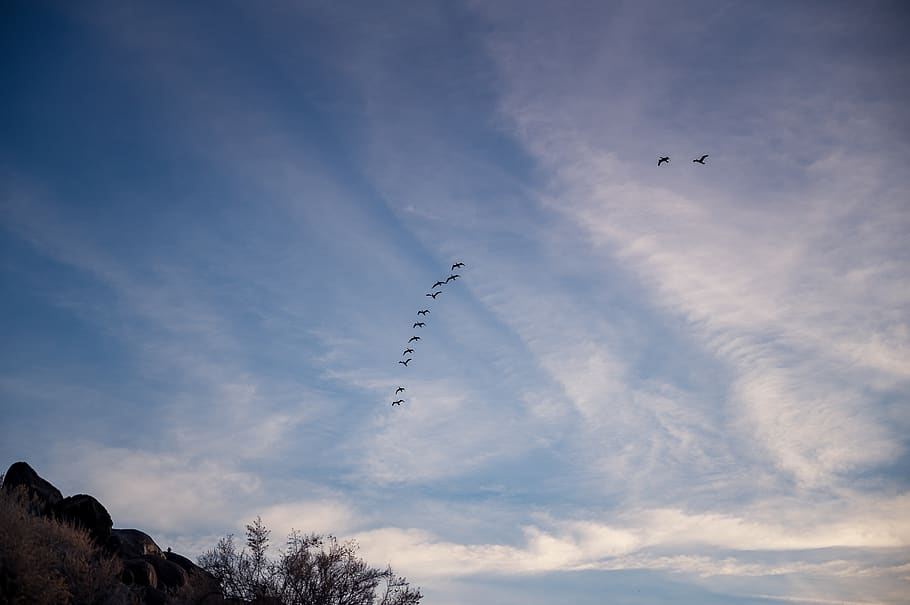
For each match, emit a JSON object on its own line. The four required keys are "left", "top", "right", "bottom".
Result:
{"left": 1, "top": 461, "right": 222, "bottom": 604}
{"left": 3, "top": 460, "right": 63, "bottom": 515}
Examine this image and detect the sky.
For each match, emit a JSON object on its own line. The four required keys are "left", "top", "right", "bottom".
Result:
{"left": 1, "top": 1, "right": 909, "bottom": 603}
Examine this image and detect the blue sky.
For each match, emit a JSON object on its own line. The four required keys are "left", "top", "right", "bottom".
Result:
{"left": 2, "top": 1, "right": 909, "bottom": 603}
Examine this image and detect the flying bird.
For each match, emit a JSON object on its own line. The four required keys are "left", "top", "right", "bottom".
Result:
{"left": 426, "top": 292, "right": 441, "bottom": 299}
{"left": 693, "top": 154, "right": 709, "bottom": 164}
{"left": 403, "top": 348, "right": 414, "bottom": 355}
{"left": 432, "top": 280, "right": 446, "bottom": 289}
{"left": 445, "top": 274, "right": 460, "bottom": 283}
{"left": 408, "top": 336, "right": 421, "bottom": 343}
{"left": 398, "top": 358, "right": 411, "bottom": 366}
{"left": 658, "top": 156, "right": 670, "bottom": 166}
{"left": 451, "top": 262, "right": 465, "bottom": 270}
{"left": 413, "top": 322, "right": 426, "bottom": 328}
{"left": 395, "top": 387, "right": 405, "bottom": 394}
{"left": 392, "top": 399, "right": 404, "bottom": 406}
{"left": 417, "top": 309, "right": 430, "bottom": 316}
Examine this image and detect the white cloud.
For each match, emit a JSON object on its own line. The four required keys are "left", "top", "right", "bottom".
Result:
{"left": 352, "top": 499, "right": 910, "bottom": 581}
{"left": 47, "top": 443, "right": 263, "bottom": 534}
{"left": 258, "top": 500, "right": 359, "bottom": 542}
{"left": 470, "top": 7, "right": 910, "bottom": 489}
{"left": 341, "top": 374, "right": 540, "bottom": 485}
{"left": 735, "top": 595, "right": 888, "bottom": 605}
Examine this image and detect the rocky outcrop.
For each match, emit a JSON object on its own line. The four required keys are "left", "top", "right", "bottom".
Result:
{"left": 2, "top": 460, "right": 63, "bottom": 515}
{"left": 55, "top": 493, "right": 113, "bottom": 544}
{"left": 108, "top": 528, "right": 165, "bottom": 559}
{"left": 122, "top": 557, "right": 158, "bottom": 587}
{"left": 144, "top": 554, "right": 189, "bottom": 590}
{"left": 2, "top": 461, "right": 225, "bottom": 604}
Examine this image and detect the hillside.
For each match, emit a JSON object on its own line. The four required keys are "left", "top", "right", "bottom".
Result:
{"left": 1, "top": 461, "right": 224, "bottom": 604}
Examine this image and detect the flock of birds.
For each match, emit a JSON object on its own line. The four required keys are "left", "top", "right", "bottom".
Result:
{"left": 658, "top": 154, "right": 708, "bottom": 166}
{"left": 387, "top": 155, "right": 707, "bottom": 407}
{"left": 390, "top": 261, "right": 466, "bottom": 407}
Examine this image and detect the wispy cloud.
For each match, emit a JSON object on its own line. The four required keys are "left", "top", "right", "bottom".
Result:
{"left": 3, "top": 2, "right": 908, "bottom": 604}
{"left": 474, "top": 0, "right": 910, "bottom": 493}
{"left": 352, "top": 499, "right": 910, "bottom": 578}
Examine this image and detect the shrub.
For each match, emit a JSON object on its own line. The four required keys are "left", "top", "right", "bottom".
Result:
{"left": 198, "top": 517, "right": 422, "bottom": 605}
{"left": 0, "top": 484, "right": 127, "bottom": 605}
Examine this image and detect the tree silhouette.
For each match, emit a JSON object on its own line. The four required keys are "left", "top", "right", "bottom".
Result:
{"left": 198, "top": 516, "right": 422, "bottom": 605}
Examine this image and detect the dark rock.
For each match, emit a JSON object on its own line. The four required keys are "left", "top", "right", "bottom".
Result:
{"left": 2, "top": 461, "right": 63, "bottom": 515}
{"left": 142, "top": 585, "right": 169, "bottom": 605}
{"left": 166, "top": 551, "right": 223, "bottom": 599}
{"left": 107, "top": 528, "right": 164, "bottom": 559}
{"left": 142, "top": 555, "right": 188, "bottom": 590}
{"left": 163, "top": 550, "right": 196, "bottom": 572}
{"left": 54, "top": 493, "right": 113, "bottom": 544}
{"left": 123, "top": 558, "right": 158, "bottom": 588}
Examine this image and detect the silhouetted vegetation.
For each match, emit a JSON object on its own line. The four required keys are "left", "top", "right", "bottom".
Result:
{"left": 2, "top": 464, "right": 422, "bottom": 604}
{"left": 0, "top": 476, "right": 127, "bottom": 604}
{"left": 198, "top": 517, "right": 422, "bottom": 605}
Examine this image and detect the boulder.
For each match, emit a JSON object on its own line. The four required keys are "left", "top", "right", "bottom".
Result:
{"left": 166, "top": 551, "right": 222, "bottom": 599}
{"left": 55, "top": 493, "right": 113, "bottom": 544}
{"left": 107, "top": 528, "right": 164, "bottom": 559}
{"left": 163, "top": 550, "right": 196, "bottom": 572}
{"left": 122, "top": 558, "right": 158, "bottom": 588}
{"left": 142, "top": 555, "right": 188, "bottom": 590}
{"left": 2, "top": 461, "right": 63, "bottom": 515}
{"left": 142, "top": 586, "right": 169, "bottom": 605}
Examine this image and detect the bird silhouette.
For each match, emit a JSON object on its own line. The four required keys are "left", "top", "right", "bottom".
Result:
{"left": 417, "top": 309, "right": 430, "bottom": 316}
{"left": 413, "top": 322, "right": 426, "bottom": 328}
{"left": 693, "top": 154, "right": 709, "bottom": 164}
{"left": 432, "top": 280, "right": 446, "bottom": 289}
{"left": 445, "top": 274, "right": 460, "bottom": 283}
{"left": 451, "top": 262, "right": 465, "bottom": 270}
{"left": 399, "top": 358, "right": 411, "bottom": 366}
{"left": 403, "top": 348, "right": 414, "bottom": 355}
{"left": 408, "top": 336, "right": 421, "bottom": 343}
{"left": 392, "top": 399, "right": 404, "bottom": 406}
{"left": 658, "top": 156, "right": 670, "bottom": 166}
{"left": 426, "top": 292, "right": 441, "bottom": 299}
{"left": 395, "top": 387, "right": 405, "bottom": 394}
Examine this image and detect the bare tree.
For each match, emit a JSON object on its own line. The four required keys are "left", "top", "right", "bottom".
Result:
{"left": 198, "top": 518, "right": 421, "bottom": 605}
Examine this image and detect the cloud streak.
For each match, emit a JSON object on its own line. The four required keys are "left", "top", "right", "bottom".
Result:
{"left": 2, "top": 2, "right": 908, "bottom": 604}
